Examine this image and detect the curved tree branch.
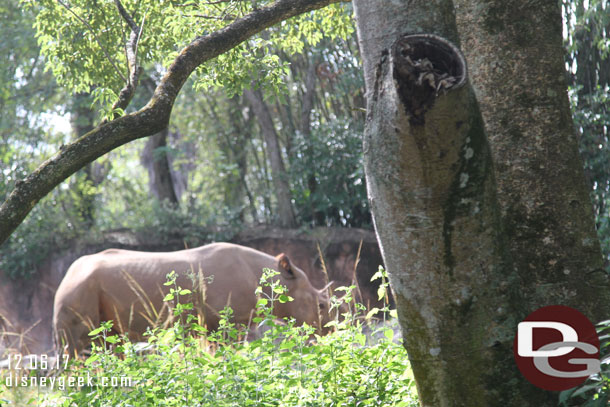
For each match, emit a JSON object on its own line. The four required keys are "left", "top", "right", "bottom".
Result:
{"left": 0, "top": 0, "right": 344, "bottom": 246}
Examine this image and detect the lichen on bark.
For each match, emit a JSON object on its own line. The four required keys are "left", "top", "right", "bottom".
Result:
{"left": 362, "top": 28, "right": 522, "bottom": 405}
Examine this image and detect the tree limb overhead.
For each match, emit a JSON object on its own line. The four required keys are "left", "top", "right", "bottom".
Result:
{"left": 0, "top": 0, "right": 344, "bottom": 247}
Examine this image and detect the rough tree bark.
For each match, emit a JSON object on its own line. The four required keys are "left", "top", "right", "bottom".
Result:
{"left": 244, "top": 88, "right": 297, "bottom": 228}
{"left": 354, "top": 0, "right": 609, "bottom": 405}
{"left": 0, "top": 0, "right": 341, "bottom": 246}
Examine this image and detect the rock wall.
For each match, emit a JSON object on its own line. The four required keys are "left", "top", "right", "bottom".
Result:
{"left": 0, "top": 227, "right": 384, "bottom": 354}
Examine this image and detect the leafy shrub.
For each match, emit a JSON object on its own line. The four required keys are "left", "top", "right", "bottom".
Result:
{"left": 0, "top": 177, "right": 94, "bottom": 279}
{"left": 31, "top": 269, "right": 417, "bottom": 406}
{"left": 559, "top": 319, "right": 610, "bottom": 406}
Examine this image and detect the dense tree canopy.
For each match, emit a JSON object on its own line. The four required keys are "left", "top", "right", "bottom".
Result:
{"left": 0, "top": 0, "right": 368, "bottom": 277}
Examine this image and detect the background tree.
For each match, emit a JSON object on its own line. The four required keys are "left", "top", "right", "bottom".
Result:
{"left": 563, "top": 0, "right": 610, "bottom": 266}
{"left": 244, "top": 87, "right": 297, "bottom": 227}
{"left": 70, "top": 92, "right": 106, "bottom": 228}
{"left": 0, "top": 0, "right": 89, "bottom": 277}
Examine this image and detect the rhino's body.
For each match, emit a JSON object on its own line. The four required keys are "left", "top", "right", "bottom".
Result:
{"left": 53, "top": 242, "right": 328, "bottom": 355}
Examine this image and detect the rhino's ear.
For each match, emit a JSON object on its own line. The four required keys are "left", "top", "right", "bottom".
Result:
{"left": 276, "top": 253, "right": 295, "bottom": 278}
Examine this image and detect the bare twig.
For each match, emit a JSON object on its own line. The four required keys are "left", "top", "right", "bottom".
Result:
{"left": 188, "top": 13, "right": 237, "bottom": 21}
{"left": 108, "top": 0, "right": 145, "bottom": 116}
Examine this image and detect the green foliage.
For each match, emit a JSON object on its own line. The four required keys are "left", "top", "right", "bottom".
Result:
{"left": 136, "top": 200, "right": 217, "bottom": 244}
{"left": 558, "top": 319, "right": 610, "bottom": 406}
{"left": 158, "top": 24, "right": 369, "bottom": 229}
{"left": 0, "top": 177, "right": 95, "bottom": 279}
{"left": 192, "top": 4, "right": 354, "bottom": 97}
{"left": 3, "top": 0, "right": 366, "bottom": 239}
{"left": 0, "top": 0, "right": 65, "bottom": 202}
{"left": 28, "top": 268, "right": 417, "bottom": 406}
{"left": 289, "top": 118, "right": 370, "bottom": 227}
{"left": 0, "top": 0, "right": 87, "bottom": 279}
{"left": 563, "top": 0, "right": 610, "bottom": 265}
{"left": 194, "top": 42, "right": 291, "bottom": 98}
{"left": 0, "top": 0, "right": 61, "bottom": 134}
{"left": 25, "top": 0, "right": 354, "bottom": 109}
{"left": 0, "top": 0, "right": 366, "bottom": 282}
{"left": 571, "top": 87, "right": 610, "bottom": 261}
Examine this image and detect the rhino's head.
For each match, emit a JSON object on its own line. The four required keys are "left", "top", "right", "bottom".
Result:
{"left": 273, "top": 253, "right": 335, "bottom": 333}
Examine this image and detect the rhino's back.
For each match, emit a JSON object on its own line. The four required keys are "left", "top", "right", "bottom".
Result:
{"left": 81, "top": 243, "right": 273, "bottom": 316}
{"left": 87, "top": 242, "right": 275, "bottom": 281}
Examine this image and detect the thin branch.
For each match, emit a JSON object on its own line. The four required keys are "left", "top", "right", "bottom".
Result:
{"left": 114, "top": 0, "right": 138, "bottom": 31}
{"left": 202, "top": 0, "right": 235, "bottom": 4}
{"left": 109, "top": 0, "right": 144, "bottom": 115}
{"left": 135, "top": 11, "right": 147, "bottom": 69}
{"left": 56, "top": 0, "right": 127, "bottom": 83}
{"left": 173, "top": 0, "right": 235, "bottom": 4}
{"left": 188, "top": 14, "right": 237, "bottom": 21}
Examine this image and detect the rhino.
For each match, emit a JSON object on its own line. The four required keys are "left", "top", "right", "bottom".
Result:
{"left": 53, "top": 242, "right": 333, "bottom": 355}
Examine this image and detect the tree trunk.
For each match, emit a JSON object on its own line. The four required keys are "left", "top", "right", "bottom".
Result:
{"left": 300, "top": 60, "right": 325, "bottom": 225}
{"left": 354, "top": 0, "right": 609, "bottom": 405}
{"left": 70, "top": 92, "right": 98, "bottom": 228}
{"left": 244, "top": 88, "right": 297, "bottom": 228}
{"left": 219, "top": 96, "right": 257, "bottom": 222}
{"left": 140, "top": 128, "right": 179, "bottom": 205}
{"left": 453, "top": 0, "right": 610, "bottom": 320}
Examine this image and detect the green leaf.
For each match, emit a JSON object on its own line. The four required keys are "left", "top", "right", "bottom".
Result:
{"left": 365, "top": 308, "right": 380, "bottom": 320}
{"left": 371, "top": 266, "right": 386, "bottom": 281}
{"left": 377, "top": 285, "right": 387, "bottom": 301}
{"left": 84, "top": 354, "right": 100, "bottom": 365}
{"left": 568, "top": 383, "right": 602, "bottom": 400}
{"left": 105, "top": 335, "right": 119, "bottom": 344}
{"left": 257, "top": 298, "right": 268, "bottom": 307}
{"left": 384, "top": 328, "right": 394, "bottom": 342}
{"left": 278, "top": 294, "right": 293, "bottom": 303}
{"left": 88, "top": 326, "right": 105, "bottom": 336}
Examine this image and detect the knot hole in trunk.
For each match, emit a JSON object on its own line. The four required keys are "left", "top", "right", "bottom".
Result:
{"left": 391, "top": 34, "right": 467, "bottom": 125}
